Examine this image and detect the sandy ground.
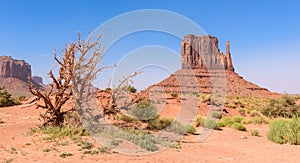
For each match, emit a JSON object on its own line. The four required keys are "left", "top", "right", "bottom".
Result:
{"left": 0, "top": 104, "right": 300, "bottom": 163}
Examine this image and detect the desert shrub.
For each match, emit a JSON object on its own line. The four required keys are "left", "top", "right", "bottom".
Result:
{"left": 267, "top": 119, "right": 289, "bottom": 144}
{"left": 185, "top": 125, "right": 196, "bottom": 134}
{"left": 0, "top": 87, "right": 18, "bottom": 107}
{"left": 18, "top": 96, "right": 26, "bottom": 101}
{"left": 220, "top": 116, "right": 234, "bottom": 127}
{"left": 251, "top": 130, "right": 260, "bottom": 136}
{"left": 287, "top": 116, "right": 300, "bottom": 145}
{"left": 59, "top": 152, "right": 73, "bottom": 158}
{"left": 200, "top": 94, "right": 211, "bottom": 104}
{"left": 239, "top": 108, "right": 246, "bottom": 115}
{"left": 233, "top": 116, "right": 246, "bottom": 123}
{"left": 170, "top": 92, "right": 178, "bottom": 98}
{"left": 262, "top": 94, "right": 300, "bottom": 118}
{"left": 249, "top": 110, "right": 260, "bottom": 117}
{"left": 165, "top": 120, "right": 186, "bottom": 135}
{"left": 104, "top": 87, "right": 111, "bottom": 92}
{"left": 41, "top": 125, "right": 89, "bottom": 139}
{"left": 147, "top": 116, "right": 173, "bottom": 130}
{"left": 246, "top": 109, "right": 251, "bottom": 114}
{"left": 241, "top": 119, "right": 252, "bottom": 124}
{"left": 216, "top": 121, "right": 225, "bottom": 128}
{"left": 124, "top": 85, "right": 137, "bottom": 93}
{"left": 233, "top": 123, "right": 247, "bottom": 131}
{"left": 116, "top": 114, "right": 138, "bottom": 123}
{"left": 251, "top": 116, "right": 269, "bottom": 125}
{"left": 194, "top": 115, "right": 205, "bottom": 127}
{"left": 130, "top": 100, "right": 158, "bottom": 121}
{"left": 211, "top": 111, "right": 222, "bottom": 119}
{"left": 204, "top": 118, "right": 217, "bottom": 129}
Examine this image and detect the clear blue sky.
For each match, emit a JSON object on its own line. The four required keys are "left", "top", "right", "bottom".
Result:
{"left": 0, "top": 0, "right": 299, "bottom": 93}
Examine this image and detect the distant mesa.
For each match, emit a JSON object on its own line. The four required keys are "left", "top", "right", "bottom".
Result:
{"left": 150, "top": 34, "right": 278, "bottom": 97}
{"left": 0, "top": 56, "right": 31, "bottom": 82}
{"left": 31, "top": 76, "right": 44, "bottom": 85}
{"left": 0, "top": 56, "right": 42, "bottom": 97}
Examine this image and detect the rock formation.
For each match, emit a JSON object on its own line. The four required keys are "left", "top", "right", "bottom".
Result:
{"left": 0, "top": 56, "right": 31, "bottom": 82}
{"left": 32, "top": 76, "right": 44, "bottom": 85}
{"left": 0, "top": 56, "right": 42, "bottom": 97}
{"left": 149, "top": 34, "right": 278, "bottom": 97}
{"left": 181, "top": 34, "right": 234, "bottom": 71}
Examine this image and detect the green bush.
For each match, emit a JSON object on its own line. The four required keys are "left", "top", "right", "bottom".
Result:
{"left": 211, "top": 111, "right": 222, "bottom": 119}
{"left": 287, "top": 116, "right": 300, "bottom": 145}
{"left": 185, "top": 125, "right": 196, "bottom": 134}
{"left": 220, "top": 116, "right": 234, "bottom": 127}
{"left": 0, "top": 87, "right": 18, "bottom": 107}
{"left": 147, "top": 116, "right": 173, "bottom": 130}
{"left": 194, "top": 115, "right": 205, "bottom": 127}
{"left": 267, "top": 116, "right": 300, "bottom": 145}
{"left": 267, "top": 119, "right": 289, "bottom": 144}
{"left": 40, "top": 125, "right": 89, "bottom": 139}
{"left": 204, "top": 118, "right": 217, "bottom": 129}
{"left": 116, "top": 114, "right": 138, "bottom": 123}
{"left": 165, "top": 120, "right": 186, "bottom": 135}
{"left": 262, "top": 94, "right": 300, "bottom": 118}
{"left": 233, "top": 123, "right": 247, "bottom": 131}
{"left": 239, "top": 108, "right": 246, "bottom": 115}
{"left": 233, "top": 116, "right": 245, "bottom": 123}
{"left": 130, "top": 100, "right": 158, "bottom": 121}
{"left": 251, "top": 116, "right": 269, "bottom": 125}
{"left": 251, "top": 130, "right": 260, "bottom": 136}
{"left": 123, "top": 85, "right": 137, "bottom": 93}
{"left": 216, "top": 121, "right": 225, "bottom": 128}
{"left": 200, "top": 94, "right": 211, "bottom": 104}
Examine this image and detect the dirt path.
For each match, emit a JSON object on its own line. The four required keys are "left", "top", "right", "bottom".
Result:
{"left": 0, "top": 104, "right": 299, "bottom": 162}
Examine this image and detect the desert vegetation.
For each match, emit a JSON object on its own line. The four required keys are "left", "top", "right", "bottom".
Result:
{"left": 0, "top": 87, "right": 19, "bottom": 107}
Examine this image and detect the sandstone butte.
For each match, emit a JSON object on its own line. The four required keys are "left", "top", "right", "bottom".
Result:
{"left": 0, "top": 56, "right": 42, "bottom": 97}
{"left": 149, "top": 34, "right": 278, "bottom": 97}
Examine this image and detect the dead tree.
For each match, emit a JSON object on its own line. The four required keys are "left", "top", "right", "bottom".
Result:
{"left": 28, "top": 44, "right": 75, "bottom": 126}
{"left": 28, "top": 33, "right": 107, "bottom": 127}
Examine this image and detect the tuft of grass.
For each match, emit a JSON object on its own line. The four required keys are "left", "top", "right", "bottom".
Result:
{"left": 211, "top": 111, "right": 222, "bottom": 119}
{"left": 116, "top": 114, "right": 139, "bottom": 123}
{"left": 216, "top": 121, "right": 225, "bottom": 128}
{"left": 165, "top": 120, "right": 186, "bottom": 135}
{"left": 203, "top": 118, "right": 217, "bottom": 129}
{"left": 200, "top": 94, "right": 212, "bottom": 104}
{"left": 233, "top": 123, "right": 247, "bottom": 131}
{"left": 250, "top": 130, "right": 260, "bottom": 136}
{"left": 194, "top": 115, "right": 205, "bottom": 127}
{"left": 232, "top": 116, "right": 246, "bottom": 123}
{"left": 147, "top": 116, "right": 173, "bottom": 130}
{"left": 185, "top": 125, "right": 196, "bottom": 134}
{"left": 81, "top": 141, "right": 93, "bottom": 150}
{"left": 219, "top": 116, "right": 234, "bottom": 127}
{"left": 41, "top": 125, "right": 89, "bottom": 139}
{"left": 130, "top": 100, "right": 158, "bottom": 121}
{"left": 251, "top": 116, "right": 269, "bottom": 125}
{"left": 59, "top": 152, "right": 73, "bottom": 158}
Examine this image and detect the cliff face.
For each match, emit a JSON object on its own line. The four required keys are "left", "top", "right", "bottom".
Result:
{"left": 181, "top": 34, "right": 234, "bottom": 71}
{"left": 0, "top": 56, "right": 31, "bottom": 82}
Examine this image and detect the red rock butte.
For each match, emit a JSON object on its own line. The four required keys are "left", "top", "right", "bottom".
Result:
{"left": 149, "top": 34, "right": 278, "bottom": 97}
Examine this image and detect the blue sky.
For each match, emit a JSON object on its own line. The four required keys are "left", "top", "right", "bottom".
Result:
{"left": 0, "top": 0, "right": 299, "bottom": 93}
